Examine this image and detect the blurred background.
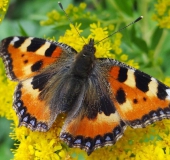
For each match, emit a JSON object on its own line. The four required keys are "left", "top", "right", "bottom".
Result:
{"left": 0, "top": 0, "right": 170, "bottom": 159}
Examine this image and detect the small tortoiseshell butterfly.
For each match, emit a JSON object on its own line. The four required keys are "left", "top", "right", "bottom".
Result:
{"left": 0, "top": 21, "right": 170, "bottom": 155}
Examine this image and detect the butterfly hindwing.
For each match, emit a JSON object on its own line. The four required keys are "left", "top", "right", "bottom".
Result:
{"left": 0, "top": 36, "right": 77, "bottom": 81}
{"left": 60, "top": 112, "right": 126, "bottom": 155}
{"left": 14, "top": 80, "right": 53, "bottom": 131}
{"left": 60, "top": 61, "right": 127, "bottom": 154}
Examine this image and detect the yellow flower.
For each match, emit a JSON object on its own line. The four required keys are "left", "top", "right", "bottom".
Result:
{"left": 79, "top": 3, "right": 86, "bottom": 10}
{"left": 153, "top": 0, "right": 170, "bottom": 29}
{"left": 164, "top": 77, "right": 170, "bottom": 86}
{"left": 0, "top": 0, "right": 9, "bottom": 23}
{"left": 41, "top": 3, "right": 88, "bottom": 26}
{"left": 90, "top": 22, "right": 108, "bottom": 41}
{"left": 59, "top": 23, "right": 84, "bottom": 51}
{"left": 126, "top": 59, "right": 139, "bottom": 69}
{"left": 0, "top": 0, "right": 8, "bottom": 11}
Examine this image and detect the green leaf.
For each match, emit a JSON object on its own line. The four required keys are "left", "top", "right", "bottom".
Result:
{"left": 131, "top": 26, "right": 148, "bottom": 53}
{"left": 113, "top": 0, "right": 133, "bottom": 16}
{"left": 0, "top": 118, "right": 13, "bottom": 160}
{"left": 18, "top": 23, "right": 29, "bottom": 36}
{"left": 150, "top": 26, "right": 163, "bottom": 50}
{"left": 142, "top": 66, "right": 164, "bottom": 80}
{"left": 133, "top": 37, "right": 148, "bottom": 53}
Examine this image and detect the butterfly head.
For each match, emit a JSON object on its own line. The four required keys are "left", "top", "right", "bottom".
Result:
{"left": 82, "top": 38, "right": 96, "bottom": 57}
{"left": 71, "top": 39, "right": 96, "bottom": 78}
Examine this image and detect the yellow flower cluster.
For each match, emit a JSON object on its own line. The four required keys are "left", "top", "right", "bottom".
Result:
{"left": 41, "top": 3, "right": 88, "bottom": 26}
{"left": 153, "top": 0, "right": 170, "bottom": 29}
{"left": 87, "top": 120, "right": 170, "bottom": 160}
{"left": 164, "top": 77, "right": 170, "bottom": 86}
{"left": 59, "top": 22, "right": 138, "bottom": 68}
{"left": 0, "top": 62, "right": 16, "bottom": 119}
{"left": 0, "top": 0, "right": 9, "bottom": 23}
{"left": 10, "top": 116, "right": 68, "bottom": 160}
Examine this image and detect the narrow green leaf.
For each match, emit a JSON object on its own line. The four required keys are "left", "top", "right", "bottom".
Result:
{"left": 131, "top": 27, "right": 148, "bottom": 53}
{"left": 18, "top": 23, "right": 29, "bottom": 36}
{"left": 150, "top": 26, "right": 163, "bottom": 49}
{"left": 114, "top": 0, "right": 133, "bottom": 16}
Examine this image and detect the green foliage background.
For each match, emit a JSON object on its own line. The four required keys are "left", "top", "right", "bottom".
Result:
{"left": 0, "top": 0, "right": 170, "bottom": 159}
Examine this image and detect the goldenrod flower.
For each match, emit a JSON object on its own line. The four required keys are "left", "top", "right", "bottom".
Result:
{"left": 0, "top": 0, "right": 9, "bottom": 23}
{"left": 153, "top": 0, "right": 170, "bottom": 29}
{"left": 164, "top": 77, "right": 170, "bottom": 86}
{"left": 41, "top": 3, "right": 88, "bottom": 26}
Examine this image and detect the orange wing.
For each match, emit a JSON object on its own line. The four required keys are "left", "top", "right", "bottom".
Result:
{"left": 60, "top": 112, "right": 126, "bottom": 155}
{"left": 0, "top": 36, "right": 77, "bottom": 80}
{"left": 0, "top": 36, "right": 77, "bottom": 131}
{"left": 60, "top": 60, "right": 170, "bottom": 155}
{"left": 14, "top": 80, "right": 56, "bottom": 131}
{"left": 108, "top": 65, "right": 170, "bottom": 128}
{"left": 60, "top": 71, "right": 127, "bottom": 155}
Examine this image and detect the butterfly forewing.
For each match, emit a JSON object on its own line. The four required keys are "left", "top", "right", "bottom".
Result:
{"left": 108, "top": 61, "right": 170, "bottom": 128}
{"left": 0, "top": 36, "right": 77, "bottom": 81}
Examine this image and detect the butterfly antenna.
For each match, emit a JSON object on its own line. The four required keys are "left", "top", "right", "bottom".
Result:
{"left": 95, "top": 16, "right": 143, "bottom": 44}
{"left": 58, "top": 1, "right": 86, "bottom": 44}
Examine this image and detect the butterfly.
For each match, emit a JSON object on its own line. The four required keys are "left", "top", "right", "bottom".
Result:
{"left": 0, "top": 35, "right": 170, "bottom": 155}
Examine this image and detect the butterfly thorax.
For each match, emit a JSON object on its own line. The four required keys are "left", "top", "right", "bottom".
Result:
{"left": 71, "top": 39, "right": 96, "bottom": 78}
